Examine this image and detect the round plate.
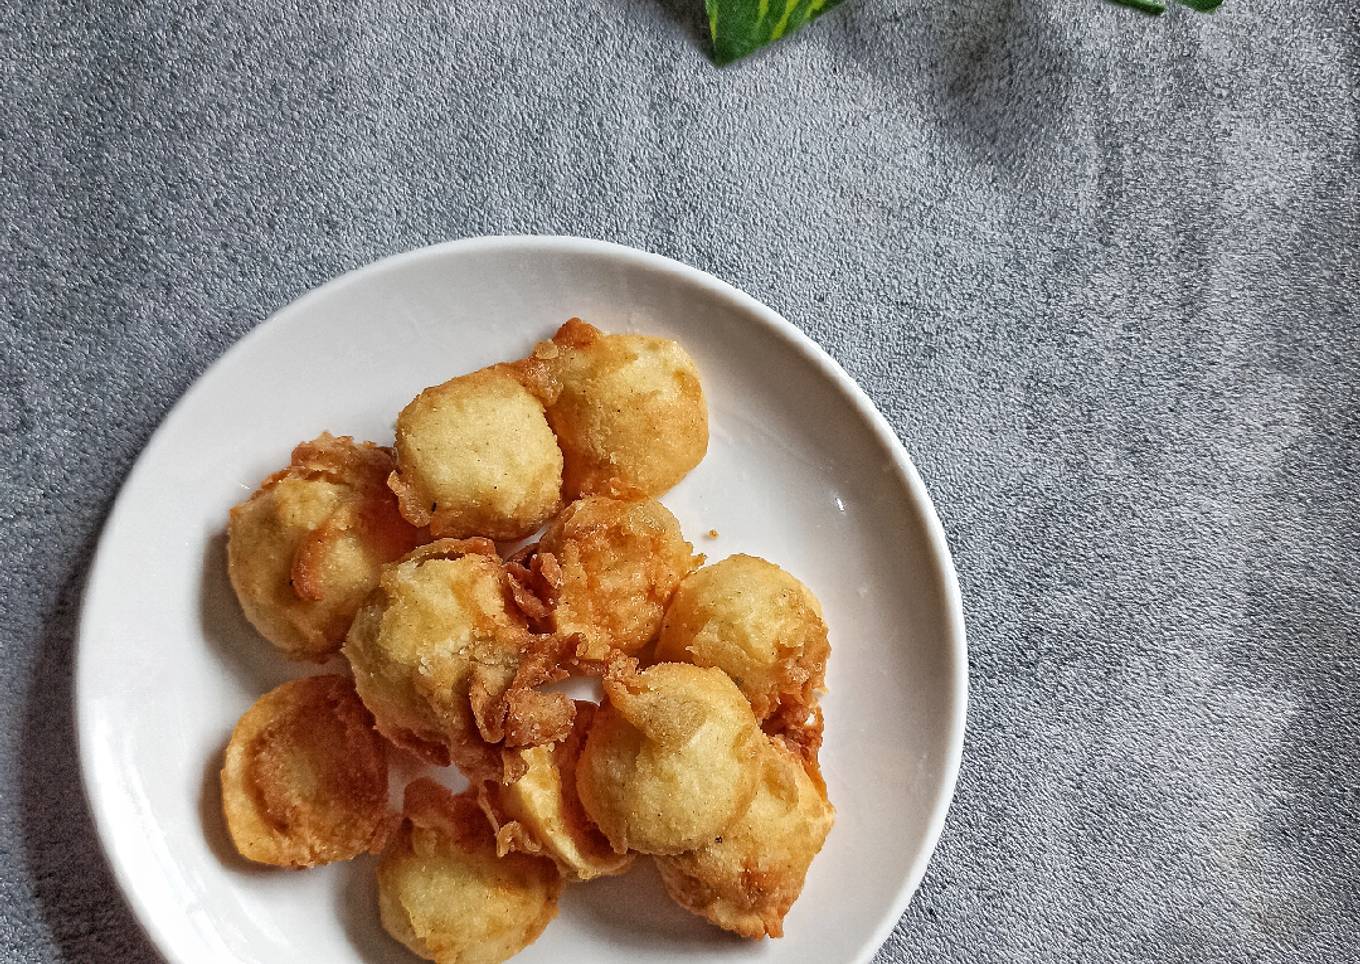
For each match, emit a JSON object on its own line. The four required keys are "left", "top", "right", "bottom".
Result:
{"left": 77, "top": 237, "right": 966, "bottom": 964}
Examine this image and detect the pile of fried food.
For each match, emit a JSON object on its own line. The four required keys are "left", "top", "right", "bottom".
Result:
{"left": 218, "top": 319, "right": 834, "bottom": 962}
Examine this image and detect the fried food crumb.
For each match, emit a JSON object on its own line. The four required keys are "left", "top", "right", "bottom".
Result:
{"left": 516, "top": 319, "right": 708, "bottom": 500}
{"left": 220, "top": 675, "right": 390, "bottom": 868}
{"left": 478, "top": 702, "right": 634, "bottom": 882}
{"left": 378, "top": 779, "right": 562, "bottom": 963}
{"left": 655, "top": 554, "right": 829, "bottom": 724}
{"left": 343, "top": 540, "right": 574, "bottom": 781}
{"left": 533, "top": 496, "right": 701, "bottom": 662}
{"left": 656, "top": 737, "right": 834, "bottom": 938}
{"left": 576, "top": 663, "right": 764, "bottom": 855}
{"left": 389, "top": 366, "right": 564, "bottom": 540}
{"left": 227, "top": 433, "right": 425, "bottom": 661}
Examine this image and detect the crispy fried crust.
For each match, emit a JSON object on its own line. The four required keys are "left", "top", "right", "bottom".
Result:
{"left": 220, "top": 675, "right": 391, "bottom": 868}
{"left": 388, "top": 365, "right": 563, "bottom": 540}
{"left": 655, "top": 737, "right": 835, "bottom": 939}
{"left": 654, "top": 554, "right": 829, "bottom": 722}
{"left": 515, "top": 319, "right": 708, "bottom": 499}
{"left": 765, "top": 703, "right": 826, "bottom": 769}
{"left": 342, "top": 539, "right": 573, "bottom": 781}
{"left": 377, "top": 779, "right": 562, "bottom": 964}
{"left": 503, "top": 546, "right": 562, "bottom": 629}
{"left": 576, "top": 663, "right": 764, "bottom": 856}
{"left": 478, "top": 702, "right": 634, "bottom": 882}
{"left": 533, "top": 496, "right": 702, "bottom": 662}
{"left": 227, "top": 433, "right": 426, "bottom": 661}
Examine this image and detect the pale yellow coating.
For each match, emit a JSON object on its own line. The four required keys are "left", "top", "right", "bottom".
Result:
{"left": 576, "top": 663, "right": 764, "bottom": 856}
{"left": 343, "top": 544, "right": 528, "bottom": 776}
{"left": 389, "top": 366, "right": 564, "bottom": 540}
{"left": 523, "top": 320, "right": 707, "bottom": 499}
{"left": 478, "top": 703, "right": 634, "bottom": 881}
{"left": 656, "top": 738, "right": 835, "bottom": 939}
{"left": 538, "top": 497, "right": 701, "bottom": 661}
{"left": 378, "top": 779, "right": 562, "bottom": 964}
{"left": 654, "top": 554, "right": 829, "bottom": 721}
{"left": 220, "top": 675, "right": 389, "bottom": 868}
{"left": 227, "top": 434, "right": 424, "bottom": 661}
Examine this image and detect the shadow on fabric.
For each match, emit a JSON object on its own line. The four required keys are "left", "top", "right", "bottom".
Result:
{"left": 642, "top": 0, "right": 712, "bottom": 55}
{"left": 20, "top": 528, "right": 160, "bottom": 963}
{"left": 826, "top": 0, "right": 1079, "bottom": 182}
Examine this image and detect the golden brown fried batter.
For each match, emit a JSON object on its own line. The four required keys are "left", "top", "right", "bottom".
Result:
{"left": 227, "top": 433, "right": 426, "bottom": 661}
{"left": 343, "top": 539, "right": 573, "bottom": 780}
{"left": 656, "top": 737, "right": 835, "bottom": 939}
{"left": 478, "top": 702, "right": 634, "bottom": 882}
{"left": 517, "top": 319, "right": 708, "bottom": 499}
{"left": 220, "top": 674, "right": 390, "bottom": 868}
{"left": 765, "top": 702, "right": 826, "bottom": 773}
{"left": 389, "top": 365, "right": 564, "bottom": 540}
{"left": 576, "top": 663, "right": 764, "bottom": 856}
{"left": 533, "top": 496, "right": 700, "bottom": 662}
{"left": 378, "top": 779, "right": 562, "bottom": 964}
{"left": 502, "top": 546, "right": 562, "bottom": 629}
{"left": 654, "top": 554, "right": 829, "bottom": 722}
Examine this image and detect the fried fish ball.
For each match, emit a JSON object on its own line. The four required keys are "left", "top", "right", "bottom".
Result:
{"left": 220, "top": 674, "right": 389, "bottom": 868}
{"left": 228, "top": 433, "right": 425, "bottom": 661}
{"left": 379, "top": 779, "right": 562, "bottom": 964}
{"left": 343, "top": 540, "right": 573, "bottom": 779}
{"left": 388, "top": 366, "right": 564, "bottom": 540}
{"left": 537, "top": 496, "right": 701, "bottom": 661}
{"left": 478, "top": 702, "right": 634, "bottom": 881}
{"left": 518, "top": 319, "right": 707, "bottom": 499}
{"left": 654, "top": 555, "right": 829, "bottom": 722}
{"left": 656, "top": 738, "right": 835, "bottom": 939}
{"left": 576, "top": 663, "right": 764, "bottom": 855}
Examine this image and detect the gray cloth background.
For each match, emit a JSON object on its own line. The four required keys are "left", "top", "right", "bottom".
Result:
{"left": 2, "top": 1, "right": 1356, "bottom": 961}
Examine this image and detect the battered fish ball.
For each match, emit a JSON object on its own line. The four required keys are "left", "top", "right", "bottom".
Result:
{"left": 228, "top": 433, "right": 425, "bottom": 661}
{"left": 520, "top": 319, "right": 707, "bottom": 499}
{"left": 220, "top": 675, "right": 389, "bottom": 868}
{"left": 656, "top": 738, "right": 835, "bottom": 939}
{"left": 378, "top": 779, "right": 562, "bottom": 964}
{"left": 654, "top": 555, "right": 829, "bottom": 722}
{"left": 478, "top": 702, "right": 634, "bottom": 881}
{"left": 389, "top": 366, "right": 563, "bottom": 540}
{"left": 538, "top": 497, "right": 701, "bottom": 661}
{"left": 343, "top": 540, "right": 573, "bottom": 778}
{"left": 576, "top": 663, "right": 763, "bottom": 855}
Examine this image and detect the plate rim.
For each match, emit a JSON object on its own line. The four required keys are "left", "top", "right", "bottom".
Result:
{"left": 74, "top": 234, "right": 969, "bottom": 964}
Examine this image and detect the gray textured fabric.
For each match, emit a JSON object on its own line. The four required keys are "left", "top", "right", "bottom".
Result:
{"left": 2, "top": 1, "right": 1356, "bottom": 961}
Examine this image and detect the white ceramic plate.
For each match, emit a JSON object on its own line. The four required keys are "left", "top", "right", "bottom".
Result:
{"left": 77, "top": 236, "right": 966, "bottom": 964}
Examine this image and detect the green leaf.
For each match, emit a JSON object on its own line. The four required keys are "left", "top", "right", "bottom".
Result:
{"left": 1176, "top": 0, "right": 1223, "bottom": 10}
{"left": 705, "top": 0, "right": 847, "bottom": 65}
{"left": 1110, "top": 0, "right": 1167, "bottom": 13}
